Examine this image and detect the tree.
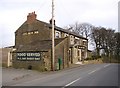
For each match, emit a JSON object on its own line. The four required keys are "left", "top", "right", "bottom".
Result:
{"left": 114, "top": 32, "right": 120, "bottom": 61}
{"left": 105, "top": 29, "right": 115, "bottom": 58}
{"left": 65, "top": 21, "right": 119, "bottom": 62}
{"left": 91, "top": 27, "right": 101, "bottom": 56}
{"left": 91, "top": 26, "right": 117, "bottom": 61}
{"left": 68, "top": 22, "right": 94, "bottom": 39}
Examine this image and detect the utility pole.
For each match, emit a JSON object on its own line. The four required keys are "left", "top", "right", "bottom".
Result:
{"left": 52, "top": 0, "right": 55, "bottom": 71}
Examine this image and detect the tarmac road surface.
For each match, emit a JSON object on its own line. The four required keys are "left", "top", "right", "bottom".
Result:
{"left": 2, "top": 63, "right": 119, "bottom": 87}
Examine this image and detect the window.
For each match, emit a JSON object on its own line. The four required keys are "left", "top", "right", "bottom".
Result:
{"left": 66, "top": 34, "right": 69, "bottom": 37}
{"left": 23, "top": 33, "right": 27, "bottom": 35}
{"left": 82, "top": 52, "right": 85, "bottom": 57}
{"left": 34, "top": 31, "right": 39, "bottom": 34}
{"left": 64, "top": 33, "right": 69, "bottom": 37}
{"left": 75, "top": 39, "right": 80, "bottom": 44}
{"left": 55, "top": 32, "right": 59, "bottom": 38}
{"left": 70, "top": 35, "right": 74, "bottom": 45}
{"left": 83, "top": 41, "right": 86, "bottom": 45}
{"left": 30, "top": 32, "right": 34, "bottom": 34}
{"left": 22, "top": 31, "right": 39, "bottom": 35}
{"left": 28, "top": 31, "right": 34, "bottom": 35}
{"left": 28, "top": 32, "right": 31, "bottom": 35}
{"left": 75, "top": 37, "right": 79, "bottom": 40}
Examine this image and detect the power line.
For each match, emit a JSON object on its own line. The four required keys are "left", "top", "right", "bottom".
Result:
{"left": 36, "top": 1, "right": 48, "bottom": 13}
{"left": 58, "top": 1, "right": 76, "bottom": 24}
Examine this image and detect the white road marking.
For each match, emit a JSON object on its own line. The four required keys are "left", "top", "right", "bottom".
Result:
{"left": 88, "top": 64, "right": 111, "bottom": 75}
{"left": 88, "top": 70, "right": 96, "bottom": 74}
{"left": 63, "top": 77, "right": 82, "bottom": 87}
{"left": 104, "top": 64, "right": 110, "bottom": 68}
{"left": 63, "top": 64, "right": 111, "bottom": 87}
{"left": 88, "top": 68, "right": 100, "bottom": 74}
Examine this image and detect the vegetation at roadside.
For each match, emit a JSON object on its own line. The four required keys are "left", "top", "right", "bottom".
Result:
{"left": 66, "top": 22, "right": 120, "bottom": 63}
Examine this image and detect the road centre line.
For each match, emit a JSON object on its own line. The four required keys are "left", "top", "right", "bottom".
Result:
{"left": 63, "top": 77, "right": 82, "bottom": 87}
{"left": 63, "top": 65, "right": 103, "bottom": 87}
{"left": 104, "top": 64, "right": 111, "bottom": 68}
{"left": 88, "top": 64, "right": 111, "bottom": 75}
{"left": 88, "top": 70, "right": 97, "bottom": 74}
{"left": 88, "top": 68, "right": 100, "bottom": 74}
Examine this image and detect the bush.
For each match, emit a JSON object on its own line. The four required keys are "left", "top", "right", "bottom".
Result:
{"left": 91, "top": 55, "right": 101, "bottom": 60}
{"left": 85, "top": 57, "right": 92, "bottom": 60}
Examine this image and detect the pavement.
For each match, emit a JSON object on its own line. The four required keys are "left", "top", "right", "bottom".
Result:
{"left": 2, "top": 63, "right": 84, "bottom": 86}
{"left": 2, "top": 67, "right": 42, "bottom": 86}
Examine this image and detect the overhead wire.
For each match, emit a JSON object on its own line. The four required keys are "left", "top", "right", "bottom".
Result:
{"left": 56, "top": 0, "right": 76, "bottom": 27}
{"left": 36, "top": 1, "right": 48, "bottom": 12}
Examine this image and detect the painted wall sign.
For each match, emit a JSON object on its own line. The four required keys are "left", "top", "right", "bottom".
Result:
{"left": 17, "top": 52, "right": 41, "bottom": 61}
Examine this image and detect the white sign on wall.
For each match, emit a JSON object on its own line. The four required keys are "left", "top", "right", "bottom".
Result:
{"left": 17, "top": 52, "right": 41, "bottom": 61}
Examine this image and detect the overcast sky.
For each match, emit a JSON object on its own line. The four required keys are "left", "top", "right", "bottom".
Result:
{"left": 0, "top": 0, "right": 119, "bottom": 49}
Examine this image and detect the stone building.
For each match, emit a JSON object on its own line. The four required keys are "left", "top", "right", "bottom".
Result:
{"left": 13, "top": 12, "right": 88, "bottom": 71}
{"left": 1, "top": 46, "right": 15, "bottom": 67}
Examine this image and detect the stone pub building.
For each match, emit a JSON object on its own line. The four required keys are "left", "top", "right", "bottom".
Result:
{"left": 12, "top": 12, "right": 88, "bottom": 71}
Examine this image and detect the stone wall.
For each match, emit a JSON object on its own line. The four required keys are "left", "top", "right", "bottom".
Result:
{"left": 54, "top": 38, "right": 69, "bottom": 69}
{"left": 12, "top": 51, "right": 50, "bottom": 71}
{"left": 15, "top": 20, "right": 51, "bottom": 49}
{"left": 1, "top": 48, "right": 13, "bottom": 67}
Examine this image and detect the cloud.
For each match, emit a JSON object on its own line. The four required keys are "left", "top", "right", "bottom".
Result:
{"left": 0, "top": 0, "right": 119, "bottom": 47}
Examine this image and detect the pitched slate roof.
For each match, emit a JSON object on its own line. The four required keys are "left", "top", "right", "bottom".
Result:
{"left": 36, "top": 20, "right": 87, "bottom": 40}
{"left": 17, "top": 38, "right": 66, "bottom": 52}
{"left": 15, "top": 19, "right": 87, "bottom": 40}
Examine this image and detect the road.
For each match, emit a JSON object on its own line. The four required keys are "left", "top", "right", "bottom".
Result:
{"left": 2, "top": 63, "right": 119, "bottom": 87}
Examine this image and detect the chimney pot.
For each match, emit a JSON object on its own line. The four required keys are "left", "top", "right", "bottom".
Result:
{"left": 49, "top": 19, "right": 55, "bottom": 25}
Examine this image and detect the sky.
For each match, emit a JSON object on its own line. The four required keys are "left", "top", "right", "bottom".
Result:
{"left": 0, "top": 0, "right": 119, "bottom": 49}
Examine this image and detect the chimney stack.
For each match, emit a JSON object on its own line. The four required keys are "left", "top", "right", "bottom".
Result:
{"left": 27, "top": 11, "right": 37, "bottom": 24}
{"left": 49, "top": 19, "right": 55, "bottom": 25}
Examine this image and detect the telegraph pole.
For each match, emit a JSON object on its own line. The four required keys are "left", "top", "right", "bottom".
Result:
{"left": 52, "top": 0, "right": 55, "bottom": 71}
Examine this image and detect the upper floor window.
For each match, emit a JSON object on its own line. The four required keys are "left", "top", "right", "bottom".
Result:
{"left": 28, "top": 31, "right": 34, "bottom": 35}
{"left": 70, "top": 35, "right": 74, "bottom": 45}
{"left": 23, "top": 33, "right": 27, "bottom": 35}
{"left": 83, "top": 41, "right": 86, "bottom": 45}
{"left": 34, "top": 31, "right": 39, "bottom": 34}
{"left": 55, "top": 31, "right": 61, "bottom": 38}
{"left": 74, "top": 39, "right": 78, "bottom": 44}
{"left": 22, "top": 30, "right": 39, "bottom": 35}
{"left": 55, "top": 32, "right": 59, "bottom": 38}
{"left": 75, "top": 37, "right": 79, "bottom": 40}
{"left": 64, "top": 33, "right": 69, "bottom": 37}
